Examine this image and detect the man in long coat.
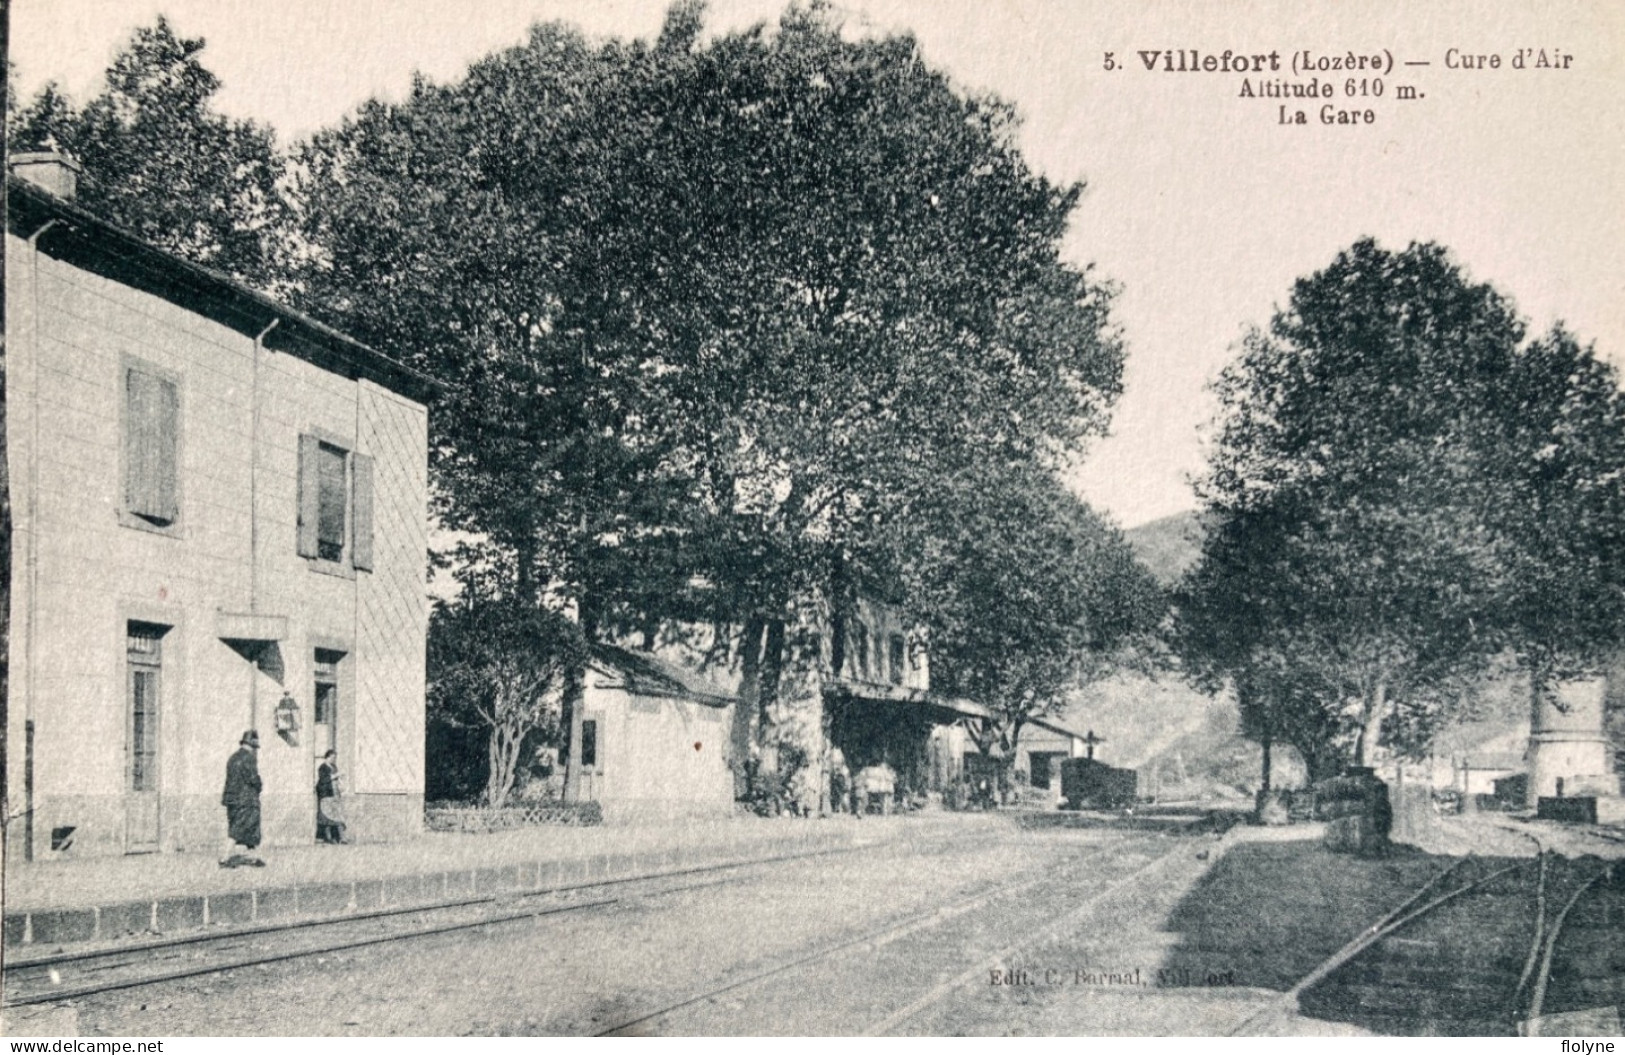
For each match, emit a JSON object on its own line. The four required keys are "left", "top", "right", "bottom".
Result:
{"left": 222, "top": 730, "right": 264, "bottom": 867}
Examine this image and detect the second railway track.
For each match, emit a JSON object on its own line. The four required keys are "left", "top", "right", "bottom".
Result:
{"left": 1236, "top": 848, "right": 1620, "bottom": 1036}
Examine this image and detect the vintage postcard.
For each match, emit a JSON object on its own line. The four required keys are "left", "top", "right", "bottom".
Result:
{"left": 1, "top": 0, "right": 1621, "bottom": 1042}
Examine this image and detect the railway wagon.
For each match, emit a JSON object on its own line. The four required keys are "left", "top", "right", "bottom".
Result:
{"left": 1059, "top": 757, "right": 1137, "bottom": 810}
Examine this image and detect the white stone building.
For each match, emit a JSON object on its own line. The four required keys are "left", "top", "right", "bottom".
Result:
{"left": 5, "top": 158, "right": 435, "bottom": 859}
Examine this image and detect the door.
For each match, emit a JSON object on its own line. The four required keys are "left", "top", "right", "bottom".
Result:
{"left": 125, "top": 624, "right": 164, "bottom": 853}
{"left": 313, "top": 651, "right": 341, "bottom": 762}
{"left": 575, "top": 713, "right": 603, "bottom": 802}
{"left": 1030, "top": 752, "right": 1055, "bottom": 790}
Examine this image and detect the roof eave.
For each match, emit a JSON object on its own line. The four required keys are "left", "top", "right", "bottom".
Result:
{"left": 6, "top": 178, "right": 443, "bottom": 406}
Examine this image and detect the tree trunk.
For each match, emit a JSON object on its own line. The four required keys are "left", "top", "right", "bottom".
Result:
{"left": 755, "top": 618, "right": 787, "bottom": 790}
{"left": 561, "top": 605, "right": 595, "bottom": 805}
{"left": 487, "top": 719, "right": 520, "bottom": 807}
{"left": 1356, "top": 678, "right": 1388, "bottom": 767}
{"left": 829, "top": 610, "right": 846, "bottom": 679}
{"left": 732, "top": 617, "right": 766, "bottom": 798}
{"left": 1260, "top": 736, "right": 1273, "bottom": 793}
{"left": 1002, "top": 717, "right": 1027, "bottom": 805}
{"left": 1527, "top": 666, "right": 1547, "bottom": 732}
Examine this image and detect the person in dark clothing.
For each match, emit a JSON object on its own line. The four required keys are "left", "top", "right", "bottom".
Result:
{"left": 221, "top": 730, "right": 265, "bottom": 868}
{"left": 316, "top": 749, "right": 347, "bottom": 844}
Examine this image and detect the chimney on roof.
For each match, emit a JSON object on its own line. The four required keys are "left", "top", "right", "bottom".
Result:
{"left": 10, "top": 150, "right": 83, "bottom": 200}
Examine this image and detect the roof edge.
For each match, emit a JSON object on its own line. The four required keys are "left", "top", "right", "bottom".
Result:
{"left": 7, "top": 178, "right": 442, "bottom": 406}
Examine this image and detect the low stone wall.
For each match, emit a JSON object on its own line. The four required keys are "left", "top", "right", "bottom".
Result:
{"left": 1316, "top": 770, "right": 1392, "bottom": 855}
{"left": 423, "top": 801, "right": 603, "bottom": 833}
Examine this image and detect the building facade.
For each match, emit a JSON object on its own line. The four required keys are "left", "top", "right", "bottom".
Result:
{"left": 574, "top": 644, "right": 738, "bottom": 823}
{"left": 5, "top": 164, "right": 434, "bottom": 859}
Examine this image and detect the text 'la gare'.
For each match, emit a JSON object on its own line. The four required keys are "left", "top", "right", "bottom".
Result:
{"left": 1278, "top": 104, "right": 1376, "bottom": 126}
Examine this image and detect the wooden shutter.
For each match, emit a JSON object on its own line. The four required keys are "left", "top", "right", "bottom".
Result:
{"left": 351, "top": 452, "right": 375, "bottom": 572}
{"left": 125, "top": 369, "right": 179, "bottom": 524}
{"left": 297, "top": 433, "right": 321, "bottom": 558}
{"left": 152, "top": 377, "right": 179, "bottom": 523}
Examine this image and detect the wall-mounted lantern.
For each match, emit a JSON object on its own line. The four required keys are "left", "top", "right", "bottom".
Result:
{"left": 275, "top": 691, "right": 301, "bottom": 746}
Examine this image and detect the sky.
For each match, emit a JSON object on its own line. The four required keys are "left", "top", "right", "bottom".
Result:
{"left": 13, "top": 0, "right": 1624, "bottom": 528}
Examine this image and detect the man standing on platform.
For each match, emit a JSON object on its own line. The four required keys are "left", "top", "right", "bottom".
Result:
{"left": 222, "top": 730, "right": 265, "bottom": 868}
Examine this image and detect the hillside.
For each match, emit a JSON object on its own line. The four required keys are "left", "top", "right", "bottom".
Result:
{"left": 1124, "top": 509, "right": 1203, "bottom": 585}
{"left": 1055, "top": 672, "right": 1302, "bottom": 798}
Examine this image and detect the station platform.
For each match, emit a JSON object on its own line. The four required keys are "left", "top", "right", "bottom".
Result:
{"left": 2, "top": 813, "right": 966, "bottom": 951}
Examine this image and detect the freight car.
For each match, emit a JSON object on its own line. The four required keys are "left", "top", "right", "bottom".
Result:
{"left": 1059, "top": 757, "right": 1138, "bottom": 810}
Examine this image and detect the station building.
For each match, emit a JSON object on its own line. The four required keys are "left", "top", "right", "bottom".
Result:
{"left": 4, "top": 155, "right": 436, "bottom": 860}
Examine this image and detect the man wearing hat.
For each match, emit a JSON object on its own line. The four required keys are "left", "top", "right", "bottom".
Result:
{"left": 221, "top": 730, "right": 265, "bottom": 867}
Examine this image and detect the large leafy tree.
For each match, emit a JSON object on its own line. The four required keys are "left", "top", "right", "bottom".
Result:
{"left": 9, "top": 16, "right": 287, "bottom": 287}
{"left": 1483, "top": 328, "right": 1625, "bottom": 686}
{"left": 610, "top": 4, "right": 1124, "bottom": 761}
{"left": 1175, "top": 509, "right": 1367, "bottom": 784}
{"left": 294, "top": 2, "right": 1126, "bottom": 797}
{"left": 1183, "top": 238, "right": 1625, "bottom": 771}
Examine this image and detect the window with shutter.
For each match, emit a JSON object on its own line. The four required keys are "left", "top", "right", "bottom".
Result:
{"left": 316, "top": 443, "right": 347, "bottom": 562}
{"left": 124, "top": 367, "right": 179, "bottom": 527}
{"left": 297, "top": 434, "right": 376, "bottom": 573}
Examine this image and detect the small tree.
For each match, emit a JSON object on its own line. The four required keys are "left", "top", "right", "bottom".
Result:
{"left": 427, "top": 589, "right": 588, "bottom": 807}
{"left": 882, "top": 461, "right": 1162, "bottom": 793}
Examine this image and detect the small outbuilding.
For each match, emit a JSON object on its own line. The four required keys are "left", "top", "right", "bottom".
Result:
{"left": 572, "top": 644, "right": 738, "bottom": 823}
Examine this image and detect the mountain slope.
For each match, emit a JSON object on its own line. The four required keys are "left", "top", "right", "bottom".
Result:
{"left": 1124, "top": 509, "right": 1202, "bottom": 585}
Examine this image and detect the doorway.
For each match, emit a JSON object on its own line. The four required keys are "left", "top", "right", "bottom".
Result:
{"left": 125, "top": 622, "right": 167, "bottom": 853}
{"left": 313, "top": 649, "right": 342, "bottom": 762}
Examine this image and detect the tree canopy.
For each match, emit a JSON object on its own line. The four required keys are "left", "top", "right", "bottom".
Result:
{"left": 294, "top": 4, "right": 1122, "bottom": 628}
{"left": 9, "top": 16, "right": 287, "bottom": 287}
{"left": 1181, "top": 238, "right": 1625, "bottom": 771}
{"left": 881, "top": 458, "right": 1160, "bottom": 761}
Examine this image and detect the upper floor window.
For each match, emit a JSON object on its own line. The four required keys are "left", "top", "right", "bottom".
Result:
{"left": 123, "top": 365, "right": 179, "bottom": 528}
{"left": 888, "top": 634, "right": 906, "bottom": 685}
{"left": 298, "top": 434, "right": 374, "bottom": 571}
{"left": 315, "top": 442, "right": 348, "bottom": 561}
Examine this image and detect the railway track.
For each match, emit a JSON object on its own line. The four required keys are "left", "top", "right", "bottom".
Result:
{"left": 3, "top": 838, "right": 884, "bottom": 1008}
{"left": 1233, "top": 849, "right": 1619, "bottom": 1036}
{"left": 3, "top": 820, "right": 1065, "bottom": 1014}
{"left": 593, "top": 824, "right": 1224, "bottom": 1036}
